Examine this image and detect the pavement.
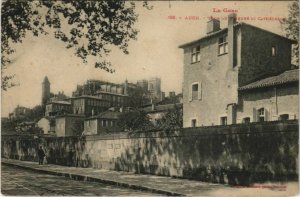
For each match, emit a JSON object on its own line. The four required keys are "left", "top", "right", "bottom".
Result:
{"left": 2, "top": 165, "right": 160, "bottom": 196}
{"left": 2, "top": 158, "right": 298, "bottom": 197}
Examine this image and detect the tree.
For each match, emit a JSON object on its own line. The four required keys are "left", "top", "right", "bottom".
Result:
{"left": 127, "top": 86, "right": 151, "bottom": 107}
{"left": 280, "top": 1, "right": 299, "bottom": 66}
{"left": 2, "top": 1, "right": 151, "bottom": 90}
{"left": 71, "top": 119, "right": 84, "bottom": 136}
{"left": 157, "top": 104, "right": 183, "bottom": 131}
{"left": 117, "top": 109, "right": 154, "bottom": 132}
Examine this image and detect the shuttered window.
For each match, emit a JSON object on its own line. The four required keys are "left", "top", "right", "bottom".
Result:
{"left": 189, "top": 82, "right": 202, "bottom": 101}
{"left": 191, "top": 46, "right": 200, "bottom": 63}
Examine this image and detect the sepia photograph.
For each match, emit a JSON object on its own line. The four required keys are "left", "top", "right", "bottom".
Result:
{"left": 1, "top": 0, "right": 299, "bottom": 196}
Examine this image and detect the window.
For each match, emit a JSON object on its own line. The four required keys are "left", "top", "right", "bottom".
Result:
{"left": 242, "top": 117, "right": 251, "bottom": 124}
{"left": 192, "top": 84, "right": 198, "bottom": 100}
{"left": 279, "top": 114, "right": 289, "bottom": 121}
{"left": 149, "top": 84, "right": 154, "bottom": 90}
{"left": 258, "top": 108, "right": 265, "bottom": 122}
{"left": 271, "top": 46, "right": 277, "bottom": 56}
{"left": 102, "top": 120, "right": 107, "bottom": 127}
{"left": 220, "top": 117, "right": 227, "bottom": 125}
{"left": 189, "top": 82, "right": 202, "bottom": 101}
{"left": 218, "top": 35, "right": 228, "bottom": 55}
{"left": 191, "top": 119, "right": 197, "bottom": 127}
{"left": 191, "top": 46, "right": 200, "bottom": 63}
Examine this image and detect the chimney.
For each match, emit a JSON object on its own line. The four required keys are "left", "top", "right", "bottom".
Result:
{"left": 228, "top": 13, "right": 237, "bottom": 68}
{"left": 206, "top": 19, "right": 220, "bottom": 34}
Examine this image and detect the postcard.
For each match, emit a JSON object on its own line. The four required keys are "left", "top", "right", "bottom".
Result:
{"left": 1, "top": 1, "right": 298, "bottom": 196}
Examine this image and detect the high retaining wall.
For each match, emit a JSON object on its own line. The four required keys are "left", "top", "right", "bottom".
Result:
{"left": 2, "top": 120, "right": 298, "bottom": 185}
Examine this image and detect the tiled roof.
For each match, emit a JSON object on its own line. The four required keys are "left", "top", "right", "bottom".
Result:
{"left": 179, "top": 22, "right": 296, "bottom": 48}
{"left": 238, "top": 69, "right": 299, "bottom": 90}
{"left": 86, "top": 111, "right": 121, "bottom": 120}
{"left": 142, "top": 103, "right": 182, "bottom": 113}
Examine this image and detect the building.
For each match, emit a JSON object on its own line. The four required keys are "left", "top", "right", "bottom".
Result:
{"left": 93, "top": 91, "right": 129, "bottom": 108}
{"left": 8, "top": 105, "right": 31, "bottom": 120}
{"left": 137, "top": 79, "right": 148, "bottom": 91}
{"left": 142, "top": 103, "right": 182, "bottom": 125}
{"left": 41, "top": 76, "right": 51, "bottom": 106}
{"left": 169, "top": 91, "right": 176, "bottom": 98}
{"left": 55, "top": 114, "right": 85, "bottom": 137}
{"left": 45, "top": 101, "right": 72, "bottom": 117}
{"left": 37, "top": 117, "right": 55, "bottom": 135}
{"left": 72, "top": 79, "right": 126, "bottom": 97}
{"left": 179, "top": 13, "right": 297, "bottom": 127}
{"left": 237, "top": 69, "right": 298, "bottom": 123}
{"left": 84, "top": 110, "right": 121, "bottom": 135}
{"left": 148, "top": 77, "right": 162, "bottom": 101}
{"left": 71, "top": 96, "right": 110, "bottom": 116}
{"left": 49, "top": 91, "right": 68, "bottom": 102}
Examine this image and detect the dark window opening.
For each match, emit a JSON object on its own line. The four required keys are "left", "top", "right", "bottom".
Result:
{"left": 220, "top": 116, "right": 227, "bottom": 125}
{"left": 192, "top": 84, "right": 198, "bottom": 100}
{"left": 218, "top": 35, "right": 228, "bottom": 55}
{"left": 242, "top": 117, "right": 251, "bottom": 124}
{"left": 258, "top": 108, "right": 265, "bottom": 122}
{"left": 279, "top": 114, "right": 289, "bottom": 121}
{"left": 191, "top": 119, "right": 197, "bottom": 127}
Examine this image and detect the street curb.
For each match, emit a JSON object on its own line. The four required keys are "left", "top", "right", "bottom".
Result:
{"left": 2, "top": 161, "right": 184, "bottom": 196}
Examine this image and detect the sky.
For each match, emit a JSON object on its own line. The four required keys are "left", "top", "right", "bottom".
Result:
{"left": 1, "top": 1, "right": 292, "bottom": 117}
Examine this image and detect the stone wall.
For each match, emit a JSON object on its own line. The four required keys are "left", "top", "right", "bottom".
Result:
{"left": 2, "top": 120, "right": 298, "bottom": 185}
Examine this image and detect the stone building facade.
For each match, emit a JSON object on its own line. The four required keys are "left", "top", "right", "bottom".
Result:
{"left": 55, "top": 114, "right": 85, "bottom": 137}
{"left": 180, "top": 13, "right": 297, "bottom": 127}
{"left": 84, "top": 111, "right": 121, "bottom": 135}
{"left": 45, "top": 101, "right": 72, "bottom": 117}
{"left": 237, "top": 69, "right": 298, "bottom": 123}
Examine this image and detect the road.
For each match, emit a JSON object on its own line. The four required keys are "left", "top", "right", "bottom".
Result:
{"left": 1, "top": 165, "right": 161, "bottom": 196}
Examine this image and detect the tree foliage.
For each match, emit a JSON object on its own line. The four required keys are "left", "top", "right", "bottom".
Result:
{"left": 156, "top": 104, "right": 183, "bottom": 130}
{"left": 281, "top": 1, "right": 299, "bottom": 65}
{"left": 127, "top": 86, "right": 151, "bottom": 107}
{"left": 117, "top": 109, "right": 154, "bottom": 132}
{"left": 1, "top": 1, "right": 146, "bottom": 90}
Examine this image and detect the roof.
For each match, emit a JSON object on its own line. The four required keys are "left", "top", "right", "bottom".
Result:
{"left": 238, "top": 69, "right": 299, "bottom": 91}
{"left": 94, "top": 91, "right": 128, "bottom": 97}
{"left": 142, "top": 103, "right": 182, "bottom": 113}
{"left": 47, "top": 101, "right": 71, "bottom": 105}
{"left": 86, "top": 111, "right": 121, "bottom": 120}
{"left": 69, "top": 95, "right": 106, "bottom": 100}
{"left": 55, "top": 114, "right": 85, "bottom": 118}
{"left": 179, "top": 22, "right": 296, "bottom": 48}
{"left": 43, "top": 76, "right": 50, "bottom": 83}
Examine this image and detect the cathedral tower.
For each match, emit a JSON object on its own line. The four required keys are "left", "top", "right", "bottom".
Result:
{"left": 41, "top": 76, "right": 50, "bottom": 106}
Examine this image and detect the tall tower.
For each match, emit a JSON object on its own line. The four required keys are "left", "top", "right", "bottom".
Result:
{"left": 41, "top": 76, "right": 50, "bottom": 106}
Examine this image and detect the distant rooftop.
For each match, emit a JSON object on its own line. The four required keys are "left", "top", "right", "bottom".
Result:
{"left": 86, "top": 111, "right": 121, "bottom": 120}
{"left": 239, "top": 69, "right": 299, "bottom": 90}
{"left": 48, "top": 101, "right": 71, "bottom": 105}
{"left": 142, "top": 103, "right": 182, "bottom": 113}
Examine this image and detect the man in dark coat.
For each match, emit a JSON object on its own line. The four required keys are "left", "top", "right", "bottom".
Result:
{"left": 38, "top": 146, "right": 45, "bottom": 165}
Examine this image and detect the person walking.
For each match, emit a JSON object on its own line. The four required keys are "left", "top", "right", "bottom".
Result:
{"left": 38, "top": 146, "right": 45, "bottom": 165}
